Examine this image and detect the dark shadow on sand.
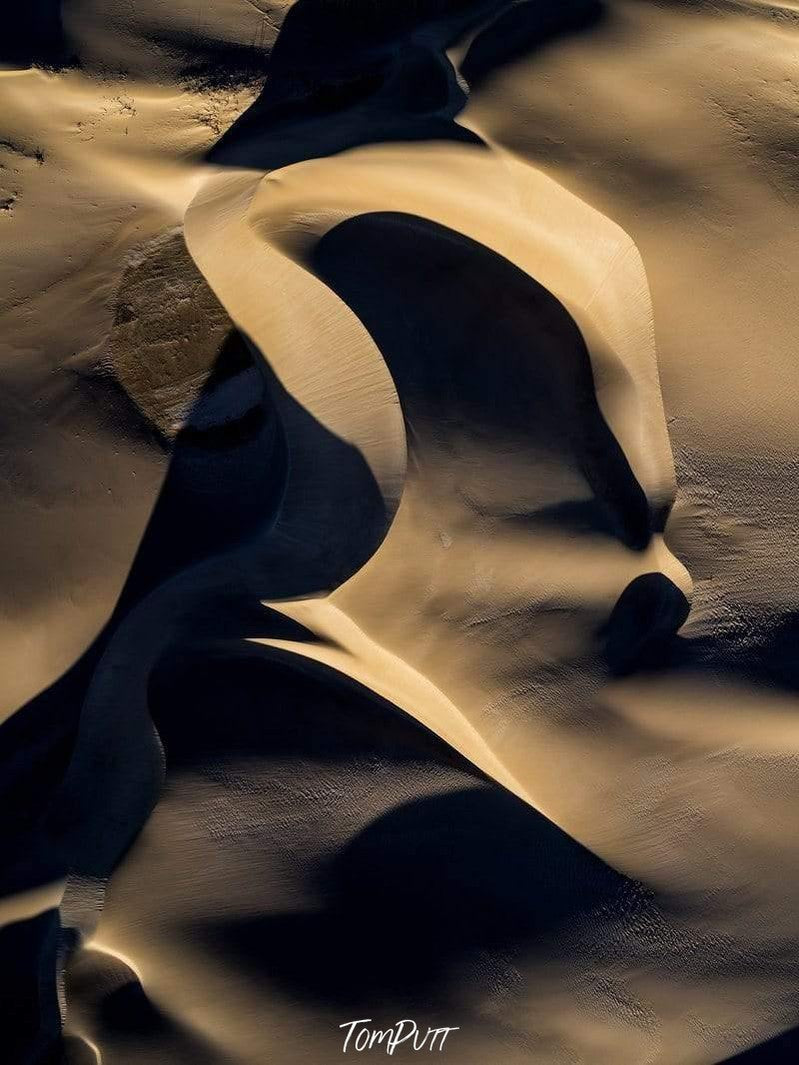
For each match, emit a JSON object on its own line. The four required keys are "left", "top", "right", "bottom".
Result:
{"left": 0, "top": 909, "right": 60, "bottom": 1065}
{"left": 720, "top": 1026, "right": 799, "bottom": 1064}
{"left": 460, "top": 0, "right": 604, "bottom": 89}
{"left": 143, "top": 634, "right": 652, "bottom": 1011}
{"left": 0, "top": 306, "right": 389, "bottom": 1061}
{"left": 197, "top": 788, "right": 651, "bottom": 1009}
{"left": 1, "top": 1, "right": 72, "bottom": 68}
{"left": 196, "top": 783, "right": 650, "bottom": 1009}
{"left": 310, "top": 210, "right": 656, "bottom": 551}
{"left": 206, "top": 0, "right": 486, "bottom": 173}
{"left": 206, "top": 0, "right": 606, "bottom": 171}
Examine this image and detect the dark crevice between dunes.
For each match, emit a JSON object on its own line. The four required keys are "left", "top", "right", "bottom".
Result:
{"left": 206, "top": 0, "right": 608, "bottom": 171}
{"left": 0, "top": 227, "right": 394, "bottom": 1061}
{"left": 310, "top": 211, "right": 656, "bottom": 551}
{"left": 0, "top": 292, "right": 288, "bottom": 1065}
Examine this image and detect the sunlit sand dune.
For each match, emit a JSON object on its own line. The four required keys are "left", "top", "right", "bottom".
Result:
{"left": 3, "top": 2, "right": 799, "bottom": 1064}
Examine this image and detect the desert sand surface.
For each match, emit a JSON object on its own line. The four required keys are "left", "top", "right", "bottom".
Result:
{"left": 3, "top": 2, "right": 799, "bottom": 1063}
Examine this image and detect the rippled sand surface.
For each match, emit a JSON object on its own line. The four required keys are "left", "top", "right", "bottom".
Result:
{"left": 3, "top": 3, "right": 799, "bottom": 1062}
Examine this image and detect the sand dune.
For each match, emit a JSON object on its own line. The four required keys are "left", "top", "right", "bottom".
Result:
{"left": 3, "top": 1, "right": 799, "bottom": 1063}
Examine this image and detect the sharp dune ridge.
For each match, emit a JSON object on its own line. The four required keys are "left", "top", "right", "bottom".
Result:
{"left": 2, "top": 2, "right": 799, "bottom": 1063}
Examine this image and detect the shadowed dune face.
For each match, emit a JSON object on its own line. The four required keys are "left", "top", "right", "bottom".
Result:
{"left": 1, "top": 1, "right": 67, "bottom": 68}
{"left": 460, "top": 0, "right": 605, "bottom": 89}
{"left": 194, "top": 784, "right": 649, "bottom": 1010}
{"left": 207, "top": 0, "right": 608, "bottom": 169}
{"left": 206, "top": 3, "right": 486, "bottom": 170}
{"left": 61, "top": 643, "right": 663, "bottom": 1063}
{"left": 313, "top": 211, "right": 683, "bottom": 561}
{"left": 0, "top": 909, "right": 60, "bottom": 1064}
{"left": 306, "top": 211, "right": 691, "bottom": 688}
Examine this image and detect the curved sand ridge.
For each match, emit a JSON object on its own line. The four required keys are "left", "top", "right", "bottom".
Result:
{"left": 184, "top": 138, "right": 692, "bottom": 818}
